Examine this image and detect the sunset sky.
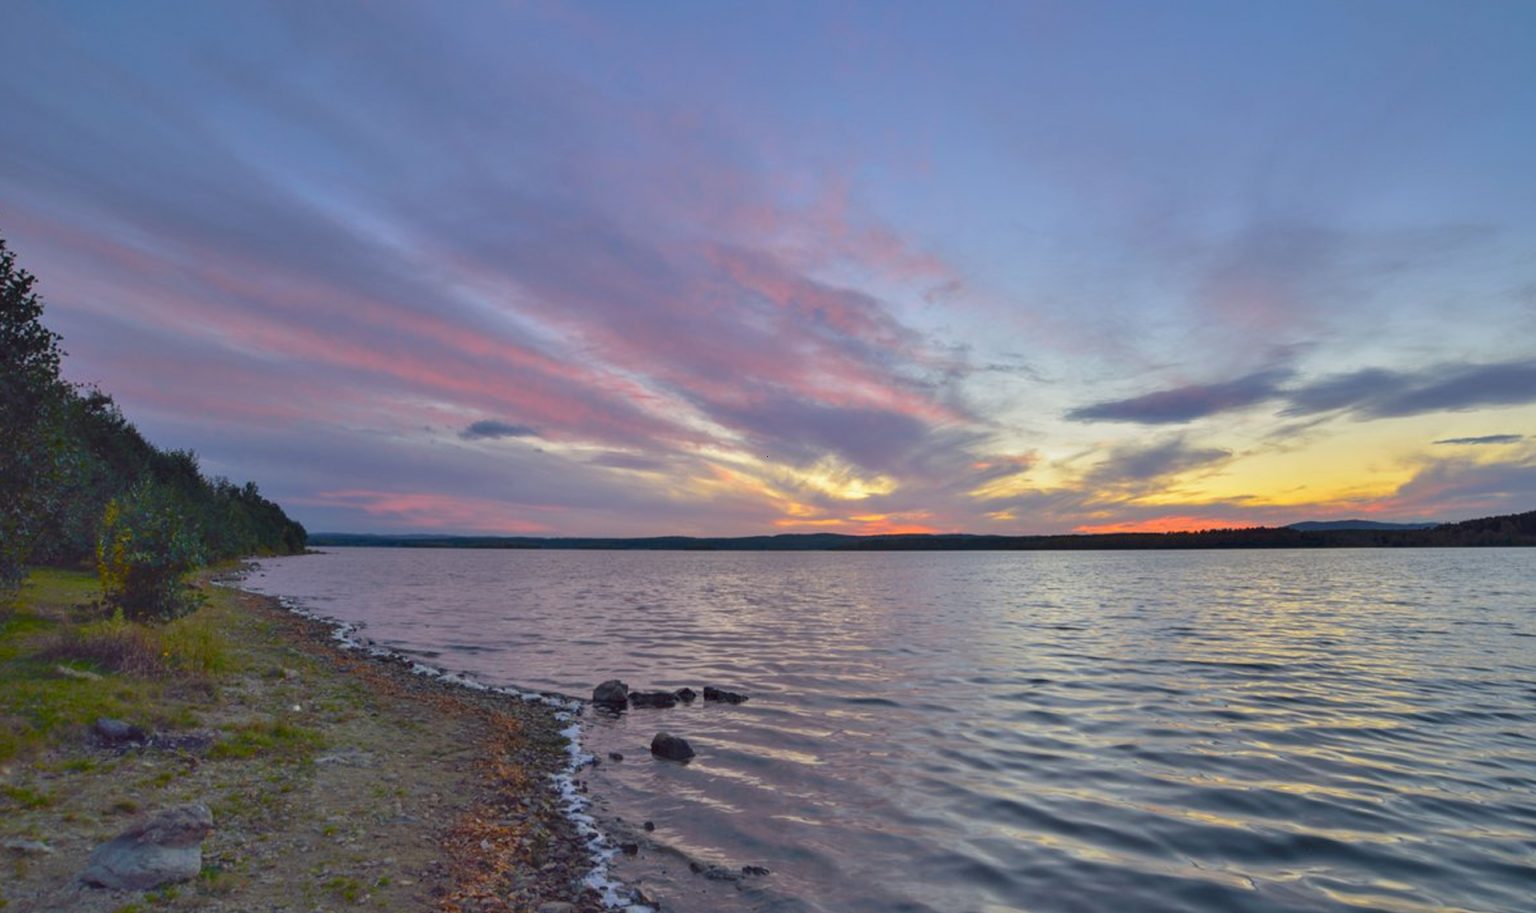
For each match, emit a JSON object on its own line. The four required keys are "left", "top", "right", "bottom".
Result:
{"left": 3, "top": 1, "right": 1535, "bottom": 536}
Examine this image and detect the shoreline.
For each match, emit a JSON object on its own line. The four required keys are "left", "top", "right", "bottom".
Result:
{"left": 0, "top": 564, "right": 649, "bottom": 913}
{"left": 225, "top": 566, "right": 655, "bottom": 912}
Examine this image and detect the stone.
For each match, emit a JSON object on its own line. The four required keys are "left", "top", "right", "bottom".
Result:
{"left": 619, "top": 841, "right": 639, "bottom": 855}
{"left": 673, "top": 687, "right": 698, "bottom": 702}
{"left": 741, "top": 865, "right": 771, "bottom": 876}
{"left": 650, "top": 731, "right": 695, "bottom": 761}
{"left": 150, "top": 730, "right": 216, "bottom": 754}
{"left": 54, "top": 664, "right": 102, "bottom": 681}
{"left": 93, "top": 717, "right": 149, "bottom": 745}
{"left": 703, "top": 686, "right": 748, "bottom": 704}
{"left": 3, "top": 838, "right": 53, "bottom": 856}
{"left": 690, "top": 861, "right": 741, "bottom": 881}
{"left": 643, "top": 820, "right": 655, "bottom": 832}
{"left": 608, "top": 751, "right": 624, "bottom": 762}
{"left": 536, "top": 903, "right": 575, "bottom": 913}
{"left": 629, "top": 690, "right": 678, "bottom": 708}
{"left": 591, "top": 679, "right": 629, "bottom": 707}
{"left": 80, "top": 803, "right": 214, "bottom": 891}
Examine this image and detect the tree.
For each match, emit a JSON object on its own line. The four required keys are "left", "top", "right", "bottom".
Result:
{"left": 0, "top": 238, "right": 69, "bottom": 587}
{"left": 1, "top": 233, "right": 307, "bottom": 596}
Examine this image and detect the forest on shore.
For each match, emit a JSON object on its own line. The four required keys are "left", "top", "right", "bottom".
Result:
{"left": 1, "top": 236, "right": 306, "bottom": 618}
{"left": 309, "top": 509, "right": 1536, "bottom": 551}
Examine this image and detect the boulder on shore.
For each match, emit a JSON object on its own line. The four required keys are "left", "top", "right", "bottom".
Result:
{"left": 650, "top": 731, "right": 695, "bottom": 761}
{"left": 703, "top": 686, "right": 748, "bottom": 704}
{"left": 592, "top": 680, "right": 629, "bottom": 707}
{"left": 80, "top": 803, "right": 214, "bottom": 891}
{"left": 629, "top": 690, "right": 678, "bottom": 709}
{"left": 93, "top": 717, "right": 149, "bottom": 746}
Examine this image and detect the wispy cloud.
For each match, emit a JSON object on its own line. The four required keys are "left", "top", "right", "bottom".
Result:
{"left": 2, "top": 1, "right": 1533, "bottom": 534}
{"left": 1433, "top": 434, "right": 1524, "bottom": 446}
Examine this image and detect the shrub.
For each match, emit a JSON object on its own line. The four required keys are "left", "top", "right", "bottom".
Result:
{"left": 97, "top": 479, "right": 206, "bottom": 622}
{"left": 39, "top": 612, "right": 168, "bottom": 676}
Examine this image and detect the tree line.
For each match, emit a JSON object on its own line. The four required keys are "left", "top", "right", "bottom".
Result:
{"left": 1, "top": 236, "right": 306, "bottom": 619}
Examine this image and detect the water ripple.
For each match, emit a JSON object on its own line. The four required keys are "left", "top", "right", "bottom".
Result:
{"left": 248, "top": 547, "right": 1536, "bottom": 913}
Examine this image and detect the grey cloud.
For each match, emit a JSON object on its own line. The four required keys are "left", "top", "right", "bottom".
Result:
{"left": 1082, "top": 437, "right": 1232, "bottom": 489}
{"left": 1433, "top": 434, "right": 1524, "bottom": 446}
{"left": 1284, "top": 360, "right": 1536, "bottom": 419}
{"left": 460, "top": 420, "right": 539, "bottom": 440}
{"left": 1070, "top": 358, "right": 1536, "bottom": 427}
{"left": 1066, "top": 369, "right": 1290, "bottom": 424}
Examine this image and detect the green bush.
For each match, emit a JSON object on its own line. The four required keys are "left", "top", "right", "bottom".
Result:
{"left": 97, "top": 480, "right": 206, "bottom": 622}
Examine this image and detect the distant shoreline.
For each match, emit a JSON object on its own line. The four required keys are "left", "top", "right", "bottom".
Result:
{"left": 309, "top": 508, "right": 1536, "bottom": 551}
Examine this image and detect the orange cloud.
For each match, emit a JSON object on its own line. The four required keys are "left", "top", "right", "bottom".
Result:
{"left": 302, "top": 490, "right": 552, "bottom": 534}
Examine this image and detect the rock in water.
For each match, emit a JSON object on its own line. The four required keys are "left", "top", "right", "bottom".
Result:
{"left": 629, "top": 690, "right": 679, "bottom": 708}
{"left": 703, "top": 686, "right": 748, "bottom": 704}
{"left": 673, "top": 687, "right": 698, "bottom": 702}
{"left": 650, "top": 731, "right": 696, "bottom": 761}
{"left": 592, "top": 679, "right": 629, "bottom": 707}
{"left": 81, "top": 803, "right": 214, "bottom": 891}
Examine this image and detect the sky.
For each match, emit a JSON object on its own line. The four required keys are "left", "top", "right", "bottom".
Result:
{"left": 3, "top": 0, "right": 1535, "bottom": 537}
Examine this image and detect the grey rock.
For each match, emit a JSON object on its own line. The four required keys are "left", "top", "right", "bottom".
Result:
{"left": 150, "top": 729, "right": 216, "bottom": 754}
{"left": 673, "top": 687, "right": 698, "bottom": 702}
{"left": 629, "top": 690, "right": 678, "bottom": 708}
{"left": 3, "top": 838, "right": 53, "bottom": 856}
{"left": 650, "top": 731, "right": 695, "bottom": 761}
{"left": 54, "top": 664, "right": 102, "bottom": 681}
{"left": 741, "top": 865, "right": 771, "bottom": 876}
{"left": 643, "top": 820, "right": 655, "bottom": 831}
{"left": 80, "top": 803, "right": 214, "bottom": 891}
{"left": 93, "top": 717, "right": 149, "bottom": 745}
{"left": 315, "top": 747, "right": 375, "bottom": 767}
{"left": 536, "top": 903, "right": 575, "bottom": 913}
{"left": 608, "top": 751, "right": 624, "bottom": 762}
{"left": 690, "top": 861, "right": 741, "bottom": 881}
{"left": 592, "top": 679, "right": 629, "bottom": 707}
{"left": 703, "top": 686, "right": 748, "bottom": 704}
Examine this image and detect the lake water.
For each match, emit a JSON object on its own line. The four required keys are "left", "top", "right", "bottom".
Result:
{"left": 243, "top": 547, "right": 1536, "bottom": 913}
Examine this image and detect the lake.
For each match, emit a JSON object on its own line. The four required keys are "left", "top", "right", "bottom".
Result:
{"left": 243, "top": 547, "right": 1536, "bottom": 913}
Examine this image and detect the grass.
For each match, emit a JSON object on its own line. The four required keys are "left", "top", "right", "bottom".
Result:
{"left": 208, "top": 719, "right": 324, "bottom": 761}
{"left": 1, "top": 784, "right": 56, "bottom": 809}
{"left": 322, "top": 875, "right": 365, "bottom": 903}
{"left": 0, "top": 566, "right": 238, "bottom": 763}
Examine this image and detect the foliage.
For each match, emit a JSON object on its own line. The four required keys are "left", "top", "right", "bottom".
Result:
{"left": 0, "top": 567, "right": 231, "bottom": 763}
{"left": 0, "top": 239, "right": 70, "bottom": 587}
{"left": 0, "top": 232, "right": 306, "bottom": 606}
{"left": 98, "top": 480, "right": 207, "bottom": 622}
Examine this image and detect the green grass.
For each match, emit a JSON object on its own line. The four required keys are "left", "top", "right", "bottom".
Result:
{"left": 0, "top": 567, "right": 235, "bottom": 762}
{"left": 208, "top": 719, "right": 324, "bottom": 761}
{"left": 322, "top": 875, "right": 365, "bottom": 903}
{"left": 1, "top": 784, "right": 56, "bottom": 809}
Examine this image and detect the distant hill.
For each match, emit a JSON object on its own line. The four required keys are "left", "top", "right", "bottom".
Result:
{"left": 308, "top": 508, "right": 1536, "bottom": 551}
{"left": 1288, "top": 519, "right": 1438, "bottom": 531}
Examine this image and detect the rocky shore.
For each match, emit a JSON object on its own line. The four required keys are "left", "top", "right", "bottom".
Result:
{"left": 0, "top": 567, "right": 612, "bottom": 913}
